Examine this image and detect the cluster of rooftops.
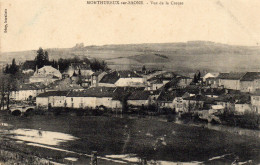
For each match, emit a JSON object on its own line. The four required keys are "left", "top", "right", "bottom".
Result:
{"left": 37, "top": 87, "right": 150, "bottom": 101}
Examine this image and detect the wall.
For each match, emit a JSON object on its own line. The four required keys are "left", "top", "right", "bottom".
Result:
{"left": 173, "top": 97, "right": 184, "bottom": 112}
{"left": 36, "top": 97, "right": 49, "bottom": 107}
{"left": 11, "top": 90, "right": 38, "bottom": 101}
{"left": 98, "top": 83, "right": 117, "bottom": 87}
{"left": 235, "top": 104, "right": 252, "bottom": 114}
{"left": 115, "top": 78, "right": 145, "bottom": 87}
{"left": 178, "top": 78, "right": 192, "bottom": 87}
{"left": 127, "top": 100, "right": 149, "bottom": 106}
{"left": 240, "top": 80, "right": 260, "bottom": 93}
{"left": 96, "top": 97, "right": 113, "bottom": 108}
{"left": 219, "top": 79, "right": 240, "bottom": 90}
{"left": 49, "top": 96, "right": 66, "bottom": 107}
{"left": 251, "top": 95, "right": 260, "bottom": 114}
{"left": 182, "top": 100, "right": 204, "bottom": 112}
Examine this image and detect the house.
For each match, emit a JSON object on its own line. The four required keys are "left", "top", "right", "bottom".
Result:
{"left": 45, "top": 78, "right": 84, "bottom": 92}
{"left": 206, "top": 77, "right": 219, "bottom": 88}
{"left": 99, "top": 70, "right": 145, "bottom": 87}
{"left": 91, "top": 71, "right": 107, "bottom": 87}
{"left": 10, "top": 83, "right": 46, "bottom": 101}
{"left": 217, "top": 72, "right": 245, "bottom": 90}
{"left": 250, "top": 90, "right": 260, "bottom": 114}
{"left": 147, "top": 72, "right": 178, "bottom": 87}
{"left": 65, "top": 63, "right": 94, "bottom": 77}
{"left": 127, "top": 91, "right": 150, "bottom": 107}
{"left": 146, "top": 78, "right": 164, "bottom": 91}
{"left": 157, "top": 91, "right": 174, "bottom": 109}
{"left": 177, "top": 76, "right": 193, "bottom": 87}
{"left": 172, "top": 90, "right": 186, "bottom": 113}
{"left": 66, "top": 87, "right": 116, "bottom": 109}
{"left": 234, "top": 101, "right": 252, "bottom": 114}
{"left": 202, "top": 72, "right": 219, "bottom": 82}
{"left": 201, "top": 88, "right": 226, "bottom": 98}
{"left": 36, "top": 91, "right": 68, "bottom": 108}
{"left": 29, "top": 65, "right": 62, "bottom": 85}
{"left": 240, "top": 72, "right": 260, "bottom": 93}
{"left": 214, "top": 96, "right": 233, "bottom": 110}
{"left": 182, "top": 95, "right": 207, "bottom": 112}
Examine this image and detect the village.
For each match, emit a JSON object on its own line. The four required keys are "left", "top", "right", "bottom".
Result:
{"left": 0, "top": 48, "right": 260, "bottom": 164}
{"left": 0, "top": 47, "right": 259, "bottom": 130}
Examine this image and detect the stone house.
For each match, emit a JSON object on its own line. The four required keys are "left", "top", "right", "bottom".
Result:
{"left": 99, "top": 70, "right": 145, "bottom": 87}
{"left": 240, "top": 72, "right": 260, "bottom": 93}
{"left": 217, "top": 72, "right": 245, "bottom": 90}
{"left": 36, "top": 91, "right": 68, "bottom": 108}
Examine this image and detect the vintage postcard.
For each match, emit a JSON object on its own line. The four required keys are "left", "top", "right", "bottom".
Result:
{"left": 0, "top": 0, "right": 260, "bottom": 164}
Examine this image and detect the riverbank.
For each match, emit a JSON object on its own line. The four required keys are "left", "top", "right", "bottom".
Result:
{"left": 0, "top": 111, "right": 259, "bottom": 164}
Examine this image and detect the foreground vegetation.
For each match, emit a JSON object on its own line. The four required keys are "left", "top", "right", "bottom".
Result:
{"left": 0, "top": 110, "right": 260, "bottom": 164}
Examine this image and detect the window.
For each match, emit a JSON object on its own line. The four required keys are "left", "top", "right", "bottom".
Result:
{"left": 71, "top": 98, "right": 73, "bottom": 102}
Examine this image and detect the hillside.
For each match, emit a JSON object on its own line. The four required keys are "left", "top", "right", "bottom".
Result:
{"left": 1, "top": 41, "right": 260, "bottom": 72}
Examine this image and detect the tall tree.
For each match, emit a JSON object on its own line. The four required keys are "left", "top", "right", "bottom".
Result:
{"left": 90, "top": 59, "right": 108, "bottom": 72}
{"left": 197, "top": 71, "right": 201, "bottom": 81}
{"left": 193, "top": 74, "right": 198, "bottom": 83}
{"left": 9, "top": 59, "right": 19, "bottom": 75}
{"left": 35, "top": 47, "right": 49, "bottom": 69}
{"left": 142, "top": 65, "right": 146, "bottom": 73}
{"left": 4, "top": 59, "right": 19, "bottom": 76}
{"left": 0, "top": 74, "right": 17, "bottom": 110}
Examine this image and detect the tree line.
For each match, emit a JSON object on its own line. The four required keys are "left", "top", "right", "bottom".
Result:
{"left": 34, "top": 47, "right": 108, "bottom": 73}
{"left": 0, "top": 47, "right": 109, "bottom": 110}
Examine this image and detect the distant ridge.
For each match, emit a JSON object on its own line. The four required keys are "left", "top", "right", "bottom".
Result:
{"left": 1, "top": 41, "right": 260, "bottom": 72}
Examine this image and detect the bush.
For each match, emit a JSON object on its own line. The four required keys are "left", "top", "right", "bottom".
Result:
{"left": 219, "top": 110, "right": 260, "bottom": 129}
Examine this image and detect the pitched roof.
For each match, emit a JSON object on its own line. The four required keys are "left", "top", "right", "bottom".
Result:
{"left": 157, "top": 90, "right": 185, "bottom": 102}
{"left": 157, "top": 91, "right": 175, "bottom": 102}
{"left": 17, "top": 84, "right": 38, "bottom": 91}
{"left": 217, "top": 72, "right": 245, "bottom": 80}
{"left": 148, "top": 71, "right": 178, "bottom": 81}
{"left": 37, "top": 91, "right": 69, "bottom": 97}
{"left": 240, "top": 72, "right": 260, "bottom": 81}
{"left": 16, "top": 83, "right": 46, "bottom": 91}
{"left": 67, "top": 87, "right": 116, "bottom": 97}
{"left": 183, "top": 95, "right": 208, "bottom": 101}
{"left": 128, "top": 91, "right": 150, "bottom": 100}
{"left": 99, "top": 71, "right": 119, "bottom": 84}
{"left": 99, "top": 70, "right": 142, "bottom": 84}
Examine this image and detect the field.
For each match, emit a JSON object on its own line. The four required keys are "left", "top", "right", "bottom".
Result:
{"left": 0, "top": 112, "right": 259, "bottom": 164}
{"left": 2, "top": 41, "right": 260, "bottom": 72}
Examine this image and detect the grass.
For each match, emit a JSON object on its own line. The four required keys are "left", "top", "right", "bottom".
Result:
{"left": 0, "top": 112, "right": 260, "bottom": 164}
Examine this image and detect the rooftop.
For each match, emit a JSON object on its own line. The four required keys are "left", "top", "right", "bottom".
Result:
{"left": 99, "top": 70, "right": 142, "bottom": 84}
{"left": 217, "top": 72, "right": 245, "bottom": 80}
{"left": 240, "top": 72, "right": 260, "bottom": 81}
{"left": 67, "top": 87, "right": 116, "bottom": 97}
{"left": 37, "top": 91, "right": 69, "bottom": 97}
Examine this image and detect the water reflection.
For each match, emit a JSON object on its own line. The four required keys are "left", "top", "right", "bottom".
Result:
{"left": 5, "top": 128, "right": 78, "bottom": 146}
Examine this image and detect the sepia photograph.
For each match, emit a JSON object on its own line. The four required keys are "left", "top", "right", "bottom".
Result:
{"left": 0, "top": 0, "right": 260, "bottom": 164}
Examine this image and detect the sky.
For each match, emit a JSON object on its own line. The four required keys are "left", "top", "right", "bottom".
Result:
{"left": 1, "top": 0, "right": 260, "bottom": 52}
